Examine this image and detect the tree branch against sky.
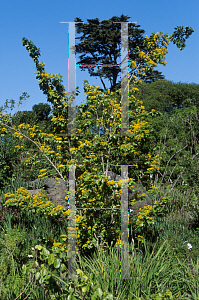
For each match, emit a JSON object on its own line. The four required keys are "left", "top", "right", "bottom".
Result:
{"left": 72, "top": 14, "right": 194, "bottom": 95}
{"left": 72, "top": 14, "right": 165, "bottom": 94}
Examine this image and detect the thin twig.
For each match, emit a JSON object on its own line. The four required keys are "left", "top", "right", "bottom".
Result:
{"left": 168, "top": 152, "right": 199, "bottom": 196}
{"left": 159, "top": 145, "right": 188, "bottom": 196}
{"left": 0, "top": 120, "right": 66, "bottom": 182}
{"left": 14, "top": 272, "right": 37, "bottom": 300}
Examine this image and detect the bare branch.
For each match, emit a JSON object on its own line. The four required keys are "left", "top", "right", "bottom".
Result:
{"left": 159, "top": 144, "right": 188, "bottom": 193}
{"left": 166, "top": 152, "right": 199, "bottom": 197}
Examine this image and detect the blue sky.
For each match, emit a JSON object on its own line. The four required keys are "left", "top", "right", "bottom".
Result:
{"left": 0, "top": 0, "right": 198, "bottom": 119}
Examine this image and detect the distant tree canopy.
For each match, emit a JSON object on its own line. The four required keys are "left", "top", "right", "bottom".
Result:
{"left": 32, "top": 102, "right": 52, "bottom": 122}
{"left": 11, "top": 110, "right": 37, "bottom": 128}
{"left": 11, "top": 102, "right": 52, "bottom": 128}
{"left": 127, "top": 79, "right": 199, "bottom": 115}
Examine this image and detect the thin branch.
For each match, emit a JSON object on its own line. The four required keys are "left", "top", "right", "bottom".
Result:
{"left": 14, "top": 272, "right": 37, "bottom": 300}
{"left": 120, "top": 61, "right": 141, "bottom": 104}
{"left": 166, "top": 152, "right": 199, "bottom": 197}
{"left": 167, "top": 163, "right": 178, "bottom": 185}
{"left": 159, "top": 144, "right": 188, "bottom": 194}
{"left": 0, "top": 120, "right": 66, "bottom": 182}
{"left": 167, "top": 168, "right": 186, "bottom": 196}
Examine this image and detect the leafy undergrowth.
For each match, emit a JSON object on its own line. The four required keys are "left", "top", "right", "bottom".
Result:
{"left": 0, "top": 176, "right": 199, "bottom": 299}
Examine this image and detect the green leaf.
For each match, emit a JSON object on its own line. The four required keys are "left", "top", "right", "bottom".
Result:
{"left": 76, "top": 269, "right": 83, "bottom": 276}
{"left": 54, "top": 258, "right": 60, "bottom": 268}
{"left": 67, "top": 295, "right": 76, "bottom": 300}
{"left": 40, "top": 267, "right": 48, "bottom": 277}
{"left": 35, "top": 272, "right": 40, "bottom": 280}
{"left": 69, "top": 287, "right": 74, "bottom": 293}
{"left": 41, "top": 247, "right": 50, "bottom": 257}
{"left": 82, "top": 286, "right": 87, "bottom": 293}
{"left": 48, "top": 253, "right": 55, "bottom": 265}
{"left": 95, "top": 287, "right": 103, "bottom": 297}
{"left": 60, "top": 263, "right": 66, "bottom": 272}
{"left": 35, "top": 245, "right": 42, "bottom": 250}
{"left": 22, "top": 264, "right": 27, "bottom": 274}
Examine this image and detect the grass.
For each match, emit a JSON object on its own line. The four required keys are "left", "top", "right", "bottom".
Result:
{"left": 0, "top": 174, "right": 199, "bottom": 299}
